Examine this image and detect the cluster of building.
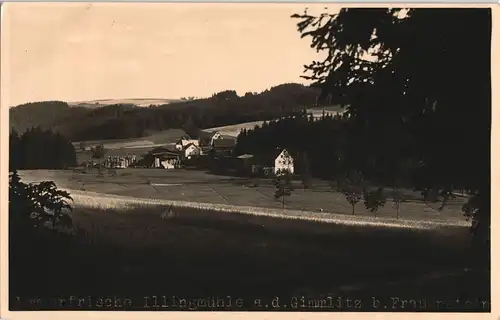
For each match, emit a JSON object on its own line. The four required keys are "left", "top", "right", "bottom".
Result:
{"left": 103, "top": 155, "right": 137, "bottom": 169}
{"left": 148, "top": 131, "right": 235, "bottom": 169}
{"left": 148, "top": 130, "right": 295, "bottom": 176}
{"left": 81, "top": 130, "right": 295, "bottom": 177}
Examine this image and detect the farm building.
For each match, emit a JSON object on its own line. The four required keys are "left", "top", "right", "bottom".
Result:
{"left": 175, "top": 138, "right": 200, "bottom": 151}
{"left": 236, "top": 154, "right": 256, "bottom": 175}
{"left": 183, "top": 143, "right": 202, "bottom": 159}
{"left": 254, "top": 148, "right": 295, "bottom": 176}
{"left": 148, "top": 146, "right": 182, "bottom": 169}
{"left": 212, "top": 138, "right": 236, "bottom": 157}
{"left": 199, "top": 131, "right": 223, "bottom": 147}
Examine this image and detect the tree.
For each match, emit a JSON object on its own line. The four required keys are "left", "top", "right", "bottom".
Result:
{"left": 273, "top": 169, "right": 295, "bottom": 209}
{"left": 10, "top": 127, "right": 76, "bottom": 170}
{"left": 391, "top": 160, "right": 412, "bottom": 219}
{"left": 9, "top": 170, "right": 73, "bottom": 230}
{"left": 9, "top": 170, "right": 74, "bottom": 298}
{"left": 183, "top": 116, "right": 200, "bottom": 139}
{"left": 292, "top": 8, "right": 491, "bottom": 242}
{"left": 10, "top": 85, "right": 319, "bottom": 143}
{"left": 9, "top": 129, "right": 20, "bottom": 172}
{"left": 300, "top": 152, "right": 313, "bottom": 189}
{"left": 363, "top": 186, "right": 386, "bottom": 217}
{"left": 392, "top": 188, "right": 405, "bottom": 219}
{"left": 213, "top": 90, "right": 239, "bottom": 101}
{"left": 338, "top": 171, "right": 364, "bottom": 215}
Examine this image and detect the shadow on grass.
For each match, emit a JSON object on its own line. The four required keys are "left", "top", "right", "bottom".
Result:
{"left": 9, "top": 203, "right": 490, "bottom": 311}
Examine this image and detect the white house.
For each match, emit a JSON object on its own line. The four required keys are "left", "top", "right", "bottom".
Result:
{"left": 175, "top": 138, "right": 200, "bottom": 151}
{"left": 184, "top": 143, "right": 202, "bottom": 159}
{"left": 274, "top": 149, "right": 294, "bottom": 175}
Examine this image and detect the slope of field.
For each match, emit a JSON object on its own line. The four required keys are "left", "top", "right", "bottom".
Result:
{"left": 74, "top": 106, "right": 345, "bottom": 147}
{"left": 203, "top": 105, "right": 345, "bottom": 137}
{"left": 73, "top": 128, "right": 186, "bottom": 150}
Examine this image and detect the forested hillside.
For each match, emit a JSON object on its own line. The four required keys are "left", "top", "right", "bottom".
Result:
{"left": 9, "top": 83, "right": 319, "bottom": 142}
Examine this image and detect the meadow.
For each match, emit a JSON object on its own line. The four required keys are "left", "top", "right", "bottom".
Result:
{"left": 20, "top": 169, "right": 469, "bottom": 224}
{"left": 10, "top": 186, "right": 489, "bottom": 311}
{"left": 72, "top": 128, "right": 186, "bottom": 151}
{"left": 11, "top": 169, "right": 489, "bottom": 311}
{"left": 204, "top": 106, "right": 345, "bottom": 137}
{"left": 69, "top": 98, "right": 183, "bottom": 108}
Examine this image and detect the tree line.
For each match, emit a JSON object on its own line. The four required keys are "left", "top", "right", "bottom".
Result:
{"left": 9, "top": 127, "right": 77, "bottom": 171}
{"left": 9, "top": 83, "right": 319, "bottom": 142}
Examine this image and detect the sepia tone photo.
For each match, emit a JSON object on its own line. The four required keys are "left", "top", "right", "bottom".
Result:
{"left": 2, "top": 3, "right": 492, "bottom": 312}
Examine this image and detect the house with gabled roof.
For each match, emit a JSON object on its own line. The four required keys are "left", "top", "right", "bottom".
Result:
{"left": 175, "top": 137, "right": 200, "bottom": 151}
{"left": 199, "top": 130, "right": 223, "bottom": 147}
{"left": 149, "top": 146, "right": 182, "bottom": 169}
{"left": 256, "top": 148, "right": 295, "bottom": 176}
{"left": 184, "top": 143, "right": 202, "bottom": 159}
{"left": 212, "top": 138, "right": 237, "bottom": 157}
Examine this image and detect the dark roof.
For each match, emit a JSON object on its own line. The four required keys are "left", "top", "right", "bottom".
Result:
{"left": 165, "top": 144, "right": 178, "bottom": 152}
{"left": 213, "top": 138, "right": 236, "bottom": 149}
{"left": 150, "top": 146, "right": 170, "bottom": 154}
{"left": 185, "top": 142, "right": 200, "bottom": 149}
{"left": 150, "top": 146, "right": 181, "bottom": 157}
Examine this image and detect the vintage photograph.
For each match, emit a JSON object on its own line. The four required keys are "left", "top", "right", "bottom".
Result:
{"left": 4, "top": 3, "right": 491, "bottom": 312}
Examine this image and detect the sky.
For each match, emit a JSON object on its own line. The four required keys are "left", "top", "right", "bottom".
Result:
{"left": 2, "top": 3, "right": 338, "bottom": 107}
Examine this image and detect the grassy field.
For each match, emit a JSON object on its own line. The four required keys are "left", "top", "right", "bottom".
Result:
{"left": 10, "top": 196, "right": 489, "bottom": 311}
{"left": 20, "top": 169, "right": 469, "bottom": 224}
{"left": 73, "top": 128, "right": 186, "bottom": 150}
{"left": 69, "top": 98, "right": 183, "bottom": 108}
{"left": 11, "top": 169, "right": 489, "bottom": 311}
{"left": 204, "top": 106, "right": 345, "bottom": 137}
{"left": 73, "top": 105, "right": 345, "bottom": 150}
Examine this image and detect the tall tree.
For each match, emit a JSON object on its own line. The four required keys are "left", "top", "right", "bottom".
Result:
{"left": 273, "top": 169, "right": 295, "bottom": 209}
{"left": 10, "top": 127, "right": 76, "bottom": 170}
{"left": 183, "top": 116, "right": 200, "bottom": 139}
{"left": 9, "top": 129, "right": 20, "bottom": 172}
{"left": 292, "top": 8, "right": 491, "bottom": 243}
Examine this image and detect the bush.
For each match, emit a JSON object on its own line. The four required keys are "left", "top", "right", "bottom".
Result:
{"left": 9, "top": 170, "right": 75, "bottom": 297}
{"left": 9, "top": 171, "right": 73, "bottom": 230}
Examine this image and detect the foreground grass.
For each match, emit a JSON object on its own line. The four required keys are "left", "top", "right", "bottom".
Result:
{"left": 10, "top": 202, "right": 489, "bottom": 311}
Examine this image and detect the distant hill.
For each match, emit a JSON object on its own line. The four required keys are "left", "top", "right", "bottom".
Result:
{"left": 9, "top": 83, "right": 320, "bottom": 142}
{"left": 69, "top": 98, "right": 183, "bottom": 109}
